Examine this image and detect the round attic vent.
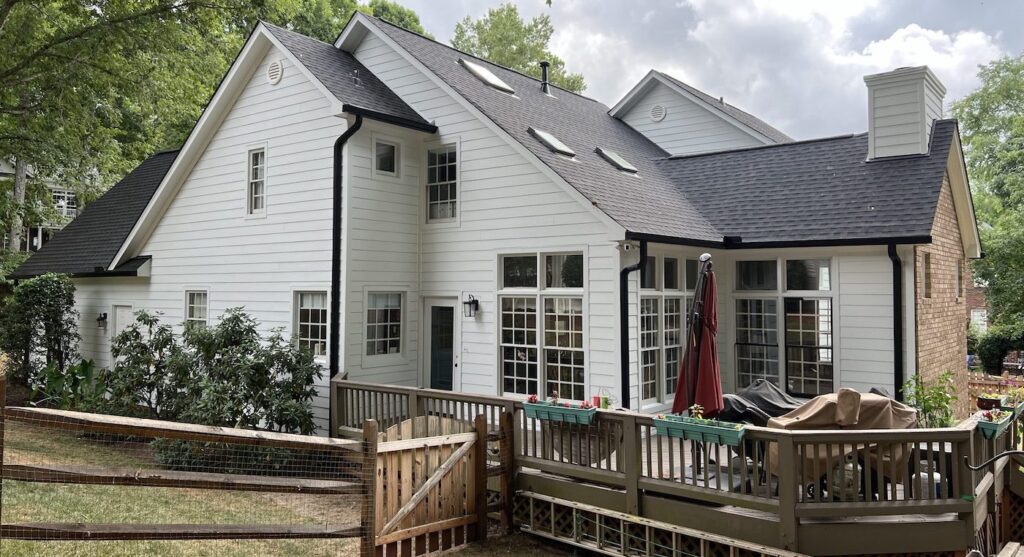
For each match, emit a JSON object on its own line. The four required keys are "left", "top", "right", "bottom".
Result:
{"left": 650, "top": 104, "right": 667, "bottom": 122}
{"left": 267, "top": 60, "right": 284, "bottom": 85}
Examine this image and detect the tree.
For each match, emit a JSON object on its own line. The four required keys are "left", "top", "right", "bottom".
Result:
{"left": 952, "top": 55, "right": 1024, "bottom": 325}
{"left": 452, "top": 3, "right": 585, "bottom": 94}
{"left": 364, "top": 0, "right": 432, "bottom": 38}
{"left": 0, "top": 273, "right": 79, "bottom": 386}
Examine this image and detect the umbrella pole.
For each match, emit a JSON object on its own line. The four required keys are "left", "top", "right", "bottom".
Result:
{"left": 685, "top": 255, "right": 713, "bottom": 477}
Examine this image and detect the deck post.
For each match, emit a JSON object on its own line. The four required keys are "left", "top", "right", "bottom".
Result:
{"left": 473, "top": 414, "right": 489, "bottom": 541}
{"left": 407, "top": 390, "right": 420, "bottom": 422}
{"left": 360, "top": 419, "right": 379, "bottom": 557}
{"left": 957, "top": 433, "right": 977, "bottom": 547}
{"left": 776, "top": 433, "right": 798, "bottom": 551}
{"left": 331, "top": 383, "right": 343, "bottom": 437}
{"left": 621, "top": 414, "right": 641, "bottom": 515}
{"left": 499, "top": 411, "right": 515, "bottom": 534}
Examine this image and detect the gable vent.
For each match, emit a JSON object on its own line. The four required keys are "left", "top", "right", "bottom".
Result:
{"left": 267, "top": 60, "right": 284, "bottom": 85}
{"left": 650, "top": 104, "right": 667, "bottom": 122}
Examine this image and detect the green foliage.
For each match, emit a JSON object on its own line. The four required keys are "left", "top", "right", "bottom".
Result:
{"left": 452, "top": 3, "right": 586, "bottom": 94}
{"left": 0, "top": 273, "right": 79, "bottom": 386}
{"left": 901, "top": 371, "right": 958, "bottom": 428}
{"left": 107, "top": 310, "right": 188, "bottom": 419}
{"left": 364, "top": 0, "right": 432, "bottom": 38}
{"left": 32, "top": 359, "right": 106, "bottom": 411}
{"left": 976, "top": 322, "right": 1024, "bottom": 375}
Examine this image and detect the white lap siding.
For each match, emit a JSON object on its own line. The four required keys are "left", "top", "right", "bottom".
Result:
{"left": 74, "top": 46, "right": 340, "bottom": 433}
{"left": 352, "top": 32, "right": 621, "bottom": 401}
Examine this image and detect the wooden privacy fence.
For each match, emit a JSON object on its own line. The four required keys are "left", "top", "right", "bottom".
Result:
{"left": 0, "top": 375, "right": 502, "bottom": 556}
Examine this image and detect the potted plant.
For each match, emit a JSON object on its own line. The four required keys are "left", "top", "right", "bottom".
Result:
{"left": 977, "top": 392, "right": 1007, "bottom": 411}
{"left": 652, "top": 405, "right": 746, "bottom": 447}
{"left": 1002, "top": 387, "right": 1024, "bottom": 417}
{"left": 977, "top": 409, "right": 1013, "bottom": 440}
{"left": 523, "top": 392, "right": 598, "bottom": 425}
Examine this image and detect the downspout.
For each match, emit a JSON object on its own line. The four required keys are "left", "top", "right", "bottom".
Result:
{"left": 329, "top": 115, "right": 363, "bottom": 433}
{"left": 619, "top": 240, "right": 647, "bottom": 410}
{"left": 887, "top": 244, "right": 905, "bottom": 401}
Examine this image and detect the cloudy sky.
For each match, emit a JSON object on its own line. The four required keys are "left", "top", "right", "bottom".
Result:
{"left": 397, "top": 0, "right": 1023, "bottom": 139}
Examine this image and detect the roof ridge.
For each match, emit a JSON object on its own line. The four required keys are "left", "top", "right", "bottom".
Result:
{"left": 366, "top": 15, "right": 604, "bottom": 105}
{"left": 662, "top": 132, "right": 866, "bottom": 160}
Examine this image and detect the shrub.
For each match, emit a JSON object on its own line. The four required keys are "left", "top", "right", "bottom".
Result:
{"left": 976, "top": 322, "right": 1024, "bottom": 375}
{"left": 0, "top": 273, "right": 79, "bottom": 387}
{"left": 902, "top": 371, "right": 958, "bottom": 428}
{"left": 106, "top": 310, "right": 188, "bottom": 419}
{"left": 32, "top": 359, "right": 106, "bottom": 411}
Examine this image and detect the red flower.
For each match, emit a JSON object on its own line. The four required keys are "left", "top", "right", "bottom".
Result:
{"left": 527, "top": 394, "right": 538, "bottom": 403}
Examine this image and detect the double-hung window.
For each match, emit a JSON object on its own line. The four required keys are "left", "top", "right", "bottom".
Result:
{"left": 366, "top": 292, "right": 403, "bottom": 356}
{"left": 296, "top": 292, "right": 328, "bottom": 358}
{"left": 639, "top": 256, "right": 695, "bottom": 406}
{"left": 426, "top": 145, "right": 457, "bottom": 222}
{"left": 185, "top": 291, "right": 208, "bottom": 330}
{"left": 247, "top": 148, "right": 266, "bottom": 215}
{"left": 735, "top": 258, "right": 834, "bottom": 397}
{"left": 499, "top": 253, "right": 585, "bottom": 400}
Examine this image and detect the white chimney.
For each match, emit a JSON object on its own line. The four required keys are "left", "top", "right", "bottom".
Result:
{"left": 864, "top": 66, "right": 946, "bottom": 159}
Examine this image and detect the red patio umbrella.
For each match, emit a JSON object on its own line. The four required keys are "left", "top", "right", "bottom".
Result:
{"left": 671, "top": 256, "right": 724, "bottom": 417}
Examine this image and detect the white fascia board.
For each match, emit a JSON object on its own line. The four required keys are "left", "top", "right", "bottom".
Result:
{"left": 947, "top": 132, "right": 982, "bottom": 259}
{"left": 337, "top": 14, "right": 626, "bottom": 241}
{"left": 607, "top": 70, "right": 659, "bottom": 117}
{"left": 110, "top": 25, "right": 344, "bottom": 269}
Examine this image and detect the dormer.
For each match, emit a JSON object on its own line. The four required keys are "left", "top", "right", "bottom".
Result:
{"left": 609, "top": 70, "right": 791, "bottom": 156}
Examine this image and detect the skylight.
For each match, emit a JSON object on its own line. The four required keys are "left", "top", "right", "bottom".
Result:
{"left": 595, "top": 147, "right": 638, "bottom": 173}
{"left": 459, "top": 58, "right": 515, "bottom": 95}
{"left": 529, "top": 127, "right": 575, "bottom": 157}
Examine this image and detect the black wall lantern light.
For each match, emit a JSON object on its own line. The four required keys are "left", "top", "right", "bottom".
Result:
{"left": 463, "top": 295, "right": 479, "bottom": 318}
{"left": 96, "top": 313, "right": 108, "bottom": 327}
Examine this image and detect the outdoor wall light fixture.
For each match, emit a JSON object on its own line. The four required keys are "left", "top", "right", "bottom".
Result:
{"left": 463, "top": 295, "right": 479, "bottom": 318}
{"left": 96, "top": 313, "right": 108, "bottom": 326}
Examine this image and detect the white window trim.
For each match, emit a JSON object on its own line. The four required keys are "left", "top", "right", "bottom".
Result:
{"left": 372, "top": 134, "right": 401, "bottom": 179}
{"left": 245, "top": 143, "right": 268, "bottom": 219}
{"left": 362, "top": 286, "right": 410, "bottom": 368}
{"left": 637, "top": 252, "right": 696, "bottom": 411}
{"left": 184, "top": 289, "right": 210, "bottom": 328}
{"left": 293, "top": 289, "right": 330, "bottom": 364}
{"left": 495, "top": 249, "right": 589, "bottom": 401}
{"left": 422, "top": 137, "right": 461, "bottom": 228}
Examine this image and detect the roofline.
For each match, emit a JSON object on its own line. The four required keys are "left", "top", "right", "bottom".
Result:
{"left": 625, "top": 231, "right": 933, "bottom": 249}
{"left": 12, "top": 257, "right": 153, "bottom": 280}
{"left": 342, "top": 104, "right": 437, "bottom": 133}
{"left": 660, "top": 132, "right": 863, "bottom": 161}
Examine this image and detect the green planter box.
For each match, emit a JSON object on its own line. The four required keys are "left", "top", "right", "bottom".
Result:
{"left": 524, "top": 401, "right": 597, "bottom": 425}
{"left": 653, "top": 414, "right": 746, "bottom": 447}
{"left": 1001, "top": 401, "right": 1024, "bottom": 418}
{"left": 977, "top": 411, "right": 1014, "bottom": 440}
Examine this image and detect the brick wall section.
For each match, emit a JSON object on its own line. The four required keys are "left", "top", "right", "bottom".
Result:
{"left": 915, "top": 172, "right": 969, "bottom": 416}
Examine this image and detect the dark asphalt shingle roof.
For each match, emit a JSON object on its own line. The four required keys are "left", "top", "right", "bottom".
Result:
{"left": 263, "top": 23, "right": 431, "bottom": 130}
{"left": 11, "top": 151, "right": 177, "bottom": 279}
{"left": 653, "top": 120, "right": 957, "bottom": 245}
{"left": 368, "top": 17, "right": 724, "bottom": 243}
{"left": 654, "top": 71, "right": 793, "bottom": 144}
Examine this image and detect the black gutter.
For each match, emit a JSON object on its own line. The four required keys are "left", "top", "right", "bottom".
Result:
{"left": 625, "top": 231, "right": 932, "bottom": 250}
{"left": 341, "top": 104, "right": 437, "bottom": 134}
{"left": 329, "top": 115, "right": 364, "bottom": 424}
{"left": 619, "top": 241, "right": 647, "bottom": 410}
{"left": 887, "top": 244, "right": 905, "bottom": 401}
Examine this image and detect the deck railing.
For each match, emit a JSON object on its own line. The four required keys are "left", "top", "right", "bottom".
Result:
{"left": 332, "top": 379, "right": 1020, "bottom": 553}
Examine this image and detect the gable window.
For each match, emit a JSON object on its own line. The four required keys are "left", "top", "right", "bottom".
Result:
{"left": 923, "top": 253, "right": 932, "bottom": 299}
{"left": 640, "top": 255, "right": 694, "bottom": 406}
{"left": 366, "top": 292, "right": 402, "bottom": 356}
{"left": 296, "top": 292, "right": 328, "bottom": 358}
{"left": 185, "top": 291, "right": 208, "bottom": 330}
{"left": 375, "top": 140, "right": 398, "bottom": 176}
{"left": 247, "top": 148, "right": 266, "bottom": 215}
{"left": 499, "top": 253, "right": 586, "bottom": 400}
{"left": 426, "top": 145, "right": 457, "bottom": 222}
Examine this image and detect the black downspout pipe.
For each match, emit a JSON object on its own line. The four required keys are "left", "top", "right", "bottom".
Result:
{"left": 329, "top": 115, "right": 363, "bottom": 435}
{"left": 619, "top": 241, "right": 647, "bottom": 410}
{"left": 888, "top": 244, "right": 905, "bottom": 401}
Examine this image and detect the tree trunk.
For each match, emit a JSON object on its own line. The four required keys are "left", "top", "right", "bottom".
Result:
{"left": 7, "top": 156, "right": 27, "bottom": 252}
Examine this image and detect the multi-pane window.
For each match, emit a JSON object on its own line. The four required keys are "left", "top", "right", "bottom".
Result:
{"left": 664, "top": 297, "right": 684, "bottom": 396}
{"left": 52, "top": 189, "right": 77, "bottom": 219}
{"left": 375, "top": 141, "right": 397, "bottom": 175}
{"left": 426, "top": 145, "right": 457, "bottom": 222}
{"left": 499, "top": 253, "right": 585, "bottom": 400}
{"left": 366, "top": 293, "right": 402, "bottom": 356}
{"left": 185, "top": 291, "right": 208, "bottom": 330}
{"left": 640, "top": 298, "right": 660, "bottom": 402}
{"left": 638, "top": 255, "right": 692, "bottom": 405}
{"left": 296, "top": 292, "right": 328, "bottom": 358}
{"left": 784, "top": 298, "right": 833, "bottom": 396}
{"left": 735, "top": 299, "right": 779, "bottom": 388}
{"left": 247, "top": 148, "right": 266, "bottom": 215}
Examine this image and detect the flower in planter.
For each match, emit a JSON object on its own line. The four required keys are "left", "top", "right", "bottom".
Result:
{"left": 689, "top": 404, "right": 704, "bottom": 419}
{"left": 982, "top": 410, "right": 1009, "bottom": 422}
{"left": 580, "top": 400, "right": 594, "bottom": 410}
{"left": 527, "top": 394, "right": 538, "bottom": 403}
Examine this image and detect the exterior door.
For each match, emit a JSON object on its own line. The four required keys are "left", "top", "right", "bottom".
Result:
{"left": 111, "top": 304, "right": 134, "bottom": 359}
{"left": 425, "top": 298, "right": 458, "bottom": 391}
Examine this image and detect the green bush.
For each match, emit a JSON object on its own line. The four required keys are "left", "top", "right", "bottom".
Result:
{"left": 32, "top": 359, "right": 106, "bottom": 411}
{"left": 0, "top": 273, "right": 80, "bottom": 387}
{"left": 901, "top": 371, "right": 958, "bottom": 428}
{"left": 976, "top": 322, "right": 1024, "bottom": 375}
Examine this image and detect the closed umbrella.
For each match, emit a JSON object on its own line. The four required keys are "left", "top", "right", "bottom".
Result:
{"left": 672, "top": 255, "right": 724, "bottom": 417}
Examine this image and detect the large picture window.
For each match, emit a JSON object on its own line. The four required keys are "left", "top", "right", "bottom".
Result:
{"left": 426, "top": 145, "right": 457, "bottom": 222}
{"left": 499, "top": 253, "right": 585, "bottom": 400}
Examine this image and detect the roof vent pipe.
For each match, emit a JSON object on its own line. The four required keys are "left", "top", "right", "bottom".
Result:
{"left": 540, "top": 61, "right": 550, "bottom": 94}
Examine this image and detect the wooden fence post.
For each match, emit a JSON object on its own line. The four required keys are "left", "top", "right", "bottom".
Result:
{"left": 473, "top": 414, "right": 488, "bottom": 541}
{"left": 776, "top": 434, "right": 798, "bottom": 551}
{"left": 0, "top": 372, "right": 6, "bottom": 532}
{"left": 408, "top": 390, "right": 420, "bottom": 422}
{"left": 360, "top": 419, "right": 379, "bottom": 557}
{"left": 621, "top": 415, "right": 641, "bottom": 515}
{"left": 499, "top": 411, "right": 514, "bottom": 534}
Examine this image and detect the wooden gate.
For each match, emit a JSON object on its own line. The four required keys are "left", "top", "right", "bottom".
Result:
{"left": 364, "top": 415, "right": 488, "bottom": 556}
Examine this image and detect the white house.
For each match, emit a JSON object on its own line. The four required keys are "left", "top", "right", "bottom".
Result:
{"left": 14, "top": 14, "right": 982, "bottom": 432}
{"left": 1, "top": 159, "right": 79, "bottom": 252}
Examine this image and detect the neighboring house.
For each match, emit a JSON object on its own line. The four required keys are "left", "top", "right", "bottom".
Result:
{"left": 13, "top": 15, "right": 982, "bottom": 431}
{"left": 1, "top": 159, "right": 79, "bottom": 252}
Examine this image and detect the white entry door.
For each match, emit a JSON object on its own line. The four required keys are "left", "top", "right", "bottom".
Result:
{"left": 423, "top": 298, "right": 460, "bottom": 391}
{"left": 111, "top": 305, "right": 134, "bottom": 358}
